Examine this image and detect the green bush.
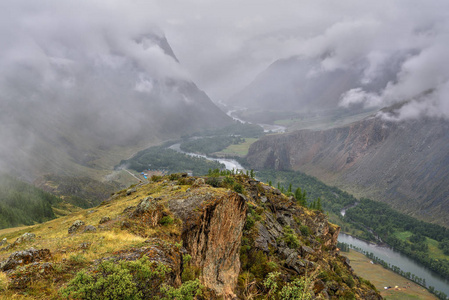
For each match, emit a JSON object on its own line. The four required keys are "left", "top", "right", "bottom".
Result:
{"left": 159, "top": 216, "right": 174, "bottom": 226}
{"left": 245, "top": 215, "right": 255, "bottom": 231}
{"left": 224, "top": 176, "right": 235, "bottom": 186}
{"left": 233, "top": 183, "right": 244, "bottom": 193}
{"left": 160, "top": 279, "right": 203, "bottom": 300}
{"left": 206, "top": 177, "right": 221, "bottom": 187}
{"left": 264, "top": 272, "right": 312, "bottom": 300}
{"left": 283, "top": 226, "right": 300, "bottom": 249}
{"left": 299, "top": 225, "right": 311, "bottom": 236}
{"left": 168, "top": 174, "right": 180, "bottom": 181}
{"left": 59, "top": 257, "right": 169, "bottom": 299}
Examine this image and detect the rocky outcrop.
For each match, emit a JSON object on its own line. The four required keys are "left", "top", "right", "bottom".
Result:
{"left": 68, "top": 220, "right": 85, "bottom": 234}
{"left": 1, "top": 248, "right": 51, "bottom": 272}
{"left": 170, "top": 190, "right": 247, "bottom": 299}
{"left": 247, "top": 115, "right": 449, "bottom": 226}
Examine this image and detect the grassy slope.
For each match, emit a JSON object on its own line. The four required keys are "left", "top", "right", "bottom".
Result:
{"left": 342, "top": 250, "right": 437, "bottom": 300}
{"left": 0, "top": 180, "right": 185, "bottom": 299}
{"left": 215, "top": 138, "right": 258, "bottom": 157}
{"left": 394, "top": 231, "right": 448, "bottom": 260}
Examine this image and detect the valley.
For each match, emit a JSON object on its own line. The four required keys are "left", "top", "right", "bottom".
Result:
{"left": 2, "top": 2, "right": 449, "bottom": 299}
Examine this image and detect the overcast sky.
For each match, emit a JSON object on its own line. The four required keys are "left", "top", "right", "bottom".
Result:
{"left": 1, "top": 0, "right": 449, "bottom": 119}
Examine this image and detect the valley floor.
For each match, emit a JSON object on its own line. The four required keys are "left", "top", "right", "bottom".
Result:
{"left": 342, "top": 249, "right": 437, "bottom": 300}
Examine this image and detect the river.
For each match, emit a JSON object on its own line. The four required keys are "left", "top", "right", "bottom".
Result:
{"left": 338, "top": 206, "right": 449, "bottom": 295}
{"left": 168, "top": 143, "right": 245, "bottom": 171}
{"left": 222, "top": 104, "right": 286, "bottom": 134}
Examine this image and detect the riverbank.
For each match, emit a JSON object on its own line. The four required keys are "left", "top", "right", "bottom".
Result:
{"left": 342, "top": 249, "right": 437, "bottom": 299}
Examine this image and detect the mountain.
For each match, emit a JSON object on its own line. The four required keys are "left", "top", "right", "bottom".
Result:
{"left": 226, "top": 55, "right": 402, "bottom": 121}
{"left": 0, "top": 32, "right": 231, "bottom": 182}
{"left": 0, "top": 174, "right": 380, "bottom": 299}
{"left": 246, "top": 111, "right": 449, "bottom": 227}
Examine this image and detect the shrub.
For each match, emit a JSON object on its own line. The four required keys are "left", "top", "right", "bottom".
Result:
{"left": 245, "top": 215, "right": 255, "bottom": 231}
{"left": 205, "top": 177, "right": 221, "bottom": 187}
{"left": 283, "top": 226, "right": 300, "bottom": 249}
{"left": 224, "top": 176, "right": 235, "bottom": 186}
{"left": 168, "top": 174, "right": 180, "bottom": 181}
{"left": 264, "top": 272, "right": 312, "bottom": 300}
{"left": 299, "top": 225, "right": 311, "bottom": 236}
{"left": 159, "top": 216, "right": 174, "bottom": 226}
{"left": 160, "top": 279, "right": 203, "bottom": 300}
{"left": 233, "top": 183, "right": 244, "bottom": 193}
{"left": 59, "top": 257, "right": 169, "bottom": 299}
{"left": 151, "top": 175, "right": 162, "bottom": 182}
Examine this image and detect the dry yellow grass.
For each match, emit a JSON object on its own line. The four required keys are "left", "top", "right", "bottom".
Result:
{"left": 0, "top": 178, "right": 195, "bottom": 299}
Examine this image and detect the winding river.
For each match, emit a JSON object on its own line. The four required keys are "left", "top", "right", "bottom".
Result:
{"left": 339, "top": 207, "right": 449, "bottom": 295}
{"left": 168, "top": 143, "right": 245, "bottom": 171}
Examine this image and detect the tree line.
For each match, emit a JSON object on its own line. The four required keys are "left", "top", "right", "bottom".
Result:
{"left": 0, "top": 174, "right": 60, "bottom": 229}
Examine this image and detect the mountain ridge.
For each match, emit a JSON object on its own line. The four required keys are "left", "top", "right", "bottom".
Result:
{"left": 246, "top": 113, "right": 449, "bottom": 227}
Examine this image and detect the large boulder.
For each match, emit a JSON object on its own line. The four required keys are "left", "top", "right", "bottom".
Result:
{"left": 1, "top": 248, "right": 51, "bottom": 272}
{"left": 68, "top": 220, "right": 85, "bottom": 234}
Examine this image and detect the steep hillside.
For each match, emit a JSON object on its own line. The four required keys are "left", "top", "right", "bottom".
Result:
{"left": 0, "top": 174, "right": 380, "bottom": 299}
{"left": 246, "top": 114, "right": 449, "bottom": 227}
{"left": 0, "top": 32, "right": 231, "bottom": 183}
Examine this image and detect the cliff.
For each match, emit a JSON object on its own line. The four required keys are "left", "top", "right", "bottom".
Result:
{"left": 246, "top": 115, "right": 449, "bottom": 227}
{"left": 0, "top": 174, "right": 381, "bottom": 299}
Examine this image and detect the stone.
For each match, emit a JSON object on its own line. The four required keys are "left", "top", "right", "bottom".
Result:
{"left": 126, "top": 187, "right": 137, "bottom": 195}
{"left": 121, "top": 221, "right": 131, "bottom": 229}
{"left": 0, "top": 238, "right": 7, "bottom": 246}
{"left": 314, "top": 280, "right": 326, "bottom": 294}
{"left": 83, "top": 225, "right": 97, "bottom": 233}
{"left": 99, "top": 216, "right": 111, "bottom": 224}
{"left": 192, "top": 178, "right": 205, "bottom": 188}
{"left": 68, "top": 220, "right": 85, "bottom": 234}
{"left": 1, "top": 248, "right": 51, "bottom": 272}
{"left": 14, "top": 233, "right": 36, "bottom": 245}
{"left": 79, "top": 242, "right": 91, "bottom": 250}
{"left": 130, "top": 197, "right": 156, "bottom": 217}
{"left": 254, "top": 223, "right": 272, "bottom": 253}
{"left": 301, "top": 245, "right": 315, "bottom": 255}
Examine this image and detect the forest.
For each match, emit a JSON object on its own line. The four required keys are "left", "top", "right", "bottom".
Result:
{"left": 118, "top": 145, "right": 224, "bottom": 175}
{"left": 0, "top": 175, "right": 60, "bottom": 229}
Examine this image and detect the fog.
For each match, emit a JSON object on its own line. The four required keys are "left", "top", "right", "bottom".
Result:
{"left": 1, "top": 0, "right": 448, "bottom": 176}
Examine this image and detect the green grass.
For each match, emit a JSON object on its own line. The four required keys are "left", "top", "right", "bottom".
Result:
{"left": 216, "top": 138, "right": 258, "bottom": 157}
{"left": 394, "top": 231, "right": 413, "bottom": 241}
{"left": 393, "top": 231, "right": 448, "bottom": 260}
{"left": 426, "top": 237, "right": 447, "bottom": 259}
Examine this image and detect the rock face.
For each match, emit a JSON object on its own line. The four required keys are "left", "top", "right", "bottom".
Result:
{"left": 170, "top": 190, "right": 247, "bottom": 299}
{"left": 247, "top": 115, "right": 449, "bottom": 226}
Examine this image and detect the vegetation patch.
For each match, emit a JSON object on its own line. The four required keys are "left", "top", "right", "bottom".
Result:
{"left": 118, "top": 146, "right": 224, "bottom": 175}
